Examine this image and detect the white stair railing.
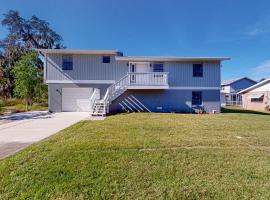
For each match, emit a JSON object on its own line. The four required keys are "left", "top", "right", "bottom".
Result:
{"left": 90, "top": 89, "right": 98, "bottom": 113}
{"left": 92, "top": 72, "right": 169, "bottom": 115}
{"left": 102, "top": 74, "right": 130, "bottom": 113}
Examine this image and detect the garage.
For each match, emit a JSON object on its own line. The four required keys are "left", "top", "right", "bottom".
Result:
{"left": 62, "top": 88, "right": 93, "bottom": 112}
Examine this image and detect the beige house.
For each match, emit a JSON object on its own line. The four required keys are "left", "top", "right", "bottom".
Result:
{"left": 238, "top": 79, "right": 270, "bottom": 111}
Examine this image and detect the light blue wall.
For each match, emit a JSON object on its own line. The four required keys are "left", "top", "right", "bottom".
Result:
{"left": 46, "top": 54, "right": 128, "bottom": 81}
{"left": 48, "top": 83, "right": 111, "bottom": 112}
{"left": 109, "top": 89, "right": 220, "bottom": 113}
{"left": 46, "top": 54, "right": 221, "bottom": 88}
{"left": 165, "top": 62, "right": 220, "bottom": 87}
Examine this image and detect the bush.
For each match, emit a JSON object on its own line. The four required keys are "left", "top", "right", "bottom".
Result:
{"left": 3, "top": 98, "right": 24, "bottom": 106}
{"left": 0, "top": 98, "right": 47, "bottom": 107}
{"left": 34, "top": 98, "right": 48, "bottom": 107}
{"left": 0, "top": 98, "right": 4, "bottom": 107}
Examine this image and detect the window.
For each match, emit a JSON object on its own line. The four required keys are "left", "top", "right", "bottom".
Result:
{"left": 192, "top": 91, "right": 202, "bottom": 105}
{"left": 251, "top": 95, "right": 264, "bottom": 103}
{"left": 102, "top": 56, "right": 110, "bottom": 63}
{"left": 193, "top": 64, "right": 203, "bottom": 77}
{"left": 153, "top": 63, "right": 164, "bottom": 72}
{"left": 62, "top": 55, "right": 73, "bottom": 70}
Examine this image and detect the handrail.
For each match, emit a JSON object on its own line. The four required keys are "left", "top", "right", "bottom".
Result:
{"left": 90, "top": 89, "right": 98, "bottom": 111}
{"left": 103, "top": 74, "right": 129, "bottom": 101}
{"left": 90, "top": 89, "right": 97, "bottom": 100}
{"left": 102, "top": 74, "right": 130, "bottom": 113}
{"left": 100, "top": 72, "right": 169, "bottom": 114}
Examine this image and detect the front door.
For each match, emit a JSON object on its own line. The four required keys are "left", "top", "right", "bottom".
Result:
{"left": 129, "top": 63, "right": 136, "bottom": 84}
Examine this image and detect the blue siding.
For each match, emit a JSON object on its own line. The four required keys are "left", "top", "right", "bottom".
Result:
{"left": 165, "top": 62, "right": 220, "bottom": 87}
{"left": 48, "top": 83, "right": 111, "bottom": 112}
{"left": 110, "top": 89, "right": 220, "bottom": 113}
{"left": 46, "top": 54, "right": 221, "bottom": 88}
{"left": 46, "top": 54, "right": 128, "bottom": 81}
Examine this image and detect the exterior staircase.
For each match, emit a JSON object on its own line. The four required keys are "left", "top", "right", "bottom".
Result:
{"left": 91, "top": 100, "right": 106, "bottom": 116}
{"left": 90, "top": 72, "right": 168, "bottom": 116}
{"left": 90, "top": 74, "right": 129, "bottom": 116}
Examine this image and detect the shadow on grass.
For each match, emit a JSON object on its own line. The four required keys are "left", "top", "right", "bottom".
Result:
{"left": 221, "top": 107, "right": 270, "bottom": 115}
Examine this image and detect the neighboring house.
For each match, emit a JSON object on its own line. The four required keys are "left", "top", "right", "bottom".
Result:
{"left": 39, "top": 49, "right": 229, "bottom": 115}
{"left": 238, "top": 79, "right": 270, "bottom": 111}
{"left": 221, "top": 77, "right": 257, "bottom": 106}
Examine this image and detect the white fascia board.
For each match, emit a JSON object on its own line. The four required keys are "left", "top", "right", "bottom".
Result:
{"left": 127, "top": 85, "right": 169, "bottom": 89}
{"left": 169, "top": 86, "right": 220, "bottom": 90}
{"left": 38, "top": 49, "right": 120, "bottom": 55}
{"left": 237, "top": 79, "right": 270, "bottom": 94}
{"left": 46, "top": 80, "right": 115, "bottom": 84}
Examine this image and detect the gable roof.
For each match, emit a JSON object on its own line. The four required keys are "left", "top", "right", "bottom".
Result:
{"left": 221, "top": 77, "right": 257, "bottom": 86}
{"left": 238, "top": 78, "right": 270, "bottom": 94}
{"left": 115, "top": 56, "right": 230, "bottom": 62}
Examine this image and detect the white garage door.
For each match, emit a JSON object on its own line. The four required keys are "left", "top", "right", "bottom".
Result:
{"left": 62, "top": 88, "right": 93, "bottom": 112}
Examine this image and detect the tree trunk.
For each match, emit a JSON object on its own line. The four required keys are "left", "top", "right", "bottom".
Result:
{"left": 29, "top": 98, "right": 33, "bottom": 110}
{"left": 25, "top": 97, "right": 28, "bottom": 111}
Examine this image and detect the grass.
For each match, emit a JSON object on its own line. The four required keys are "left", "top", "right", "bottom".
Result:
{"left": 1, "top": 112, "right": 270, "bottom": 199}
{"left": 0, "top": 98, "right": 48, "bottom": 115}
{"left": 222, "top": 106, "right": 270, "bottom": 115}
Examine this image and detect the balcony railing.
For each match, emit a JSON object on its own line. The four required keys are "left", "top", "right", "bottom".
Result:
{"left": 225, "top": 100, "right": 242, "bottom": 106}
{"left": 128, "top": 72, "right": 168, "bottom": 86}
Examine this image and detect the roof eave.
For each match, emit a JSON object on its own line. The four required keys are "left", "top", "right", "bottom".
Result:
{"left": 115, "top": 56, "right": 230, "bottom": 62}
{"left": 36, "top": 49, "right": 121, "bottom": 55}
{"left": 237, "top": 79, "right": 270, "bottom": 94}
{"left": 222, "top": 77, "right": 258, "bottom": 86}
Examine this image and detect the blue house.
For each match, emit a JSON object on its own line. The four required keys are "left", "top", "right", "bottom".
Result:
{"left": 39, "top": 49, "right": 229, "bottom": 115}
{"left": 221, "top": 77, "right": 257, "bottom": 106}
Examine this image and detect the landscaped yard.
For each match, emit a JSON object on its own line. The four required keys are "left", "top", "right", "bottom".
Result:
{"left": 1, "top": 111, "right": 270, "bottom": 199}
{"left": 0, "top": 98, "right": 48, "bottom": 115}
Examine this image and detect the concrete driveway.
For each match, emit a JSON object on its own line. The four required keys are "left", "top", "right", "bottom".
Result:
{"left": 0, "top": 111, "right": 90, "bottom": 160}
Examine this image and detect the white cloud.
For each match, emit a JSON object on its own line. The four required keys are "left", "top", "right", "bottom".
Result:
{"left": 247, "top": 27, "right": 270, "bottom": 37}
{"left": 247, "top": 28, "right": 263, "bottom": 37}
{"left": 246, "top": 17, "right": 270, "bottom": 38}
{"left": 251, "top": 60, "right": 270, "bottom": 79}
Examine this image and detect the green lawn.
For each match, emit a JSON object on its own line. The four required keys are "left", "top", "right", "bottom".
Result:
{"left": 1, "top": 112, "right": 270, "bottom": 199}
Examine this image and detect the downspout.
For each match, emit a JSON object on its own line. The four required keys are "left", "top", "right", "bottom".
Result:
{"left": 44, "top": 54, "right": 47, "bottom": 83}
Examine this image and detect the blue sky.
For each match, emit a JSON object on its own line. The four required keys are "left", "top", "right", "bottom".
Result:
{"left": 1, "top": 0, "right": 270, "bottom": 80}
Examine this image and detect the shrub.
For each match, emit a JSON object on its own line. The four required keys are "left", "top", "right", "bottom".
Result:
{"left": 0, "top": 98, "right": 4, "bottom": 108}
{"left": 3, "top": 98, "right": 24, "bottom": 106}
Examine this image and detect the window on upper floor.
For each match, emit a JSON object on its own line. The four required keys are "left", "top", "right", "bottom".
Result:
{"left": 153, "top": 63, "right": 164, "bottom": 72}
{"left": 62, "top": 55, "right": 73, "bottom": 70}
{"left": 102, "top": 56, "right": 110, "bottom": 63}
{"left": 192, "top": 91, "right": 202, "bottom": 105}
{"left": 193, "top": 64, "right": 203, "bottom": 77}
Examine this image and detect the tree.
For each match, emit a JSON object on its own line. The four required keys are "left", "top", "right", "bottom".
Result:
{"left": 12, "top": 52, "right": 46, "bottom": 110}
{"left": 0, "top": 65, "right": 7, "bottom": 97}
{"left": 0, "top": 10, "right": 64, "bottom": 97}
{"left": 1, "top": 10, "right": 63, "bottom": 49}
